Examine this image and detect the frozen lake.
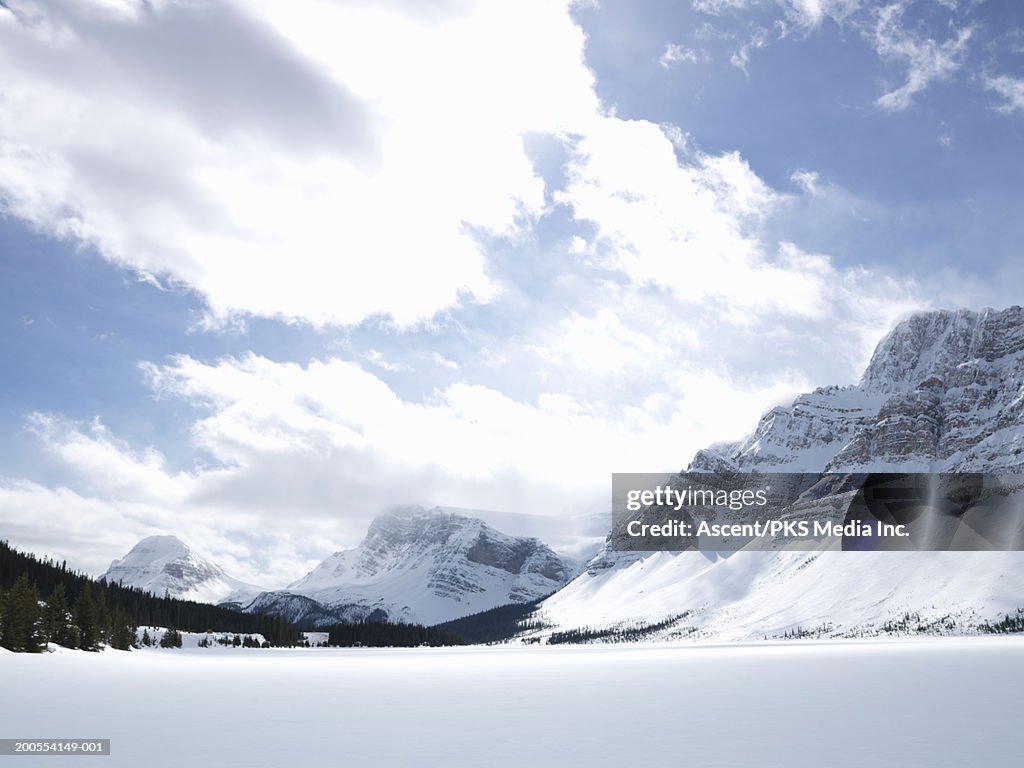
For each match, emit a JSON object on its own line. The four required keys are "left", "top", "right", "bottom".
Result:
{"left": 1, "top": 637, "right": 1021, "bottom": 767}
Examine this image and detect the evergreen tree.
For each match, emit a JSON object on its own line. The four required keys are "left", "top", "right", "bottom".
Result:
{"left": 75, "top": 583, "right": 100, "bottom": 651}
{"left": 0, "top": 573, "right": 44, "bottom": 652}
{"left": 159, "top": 627, "right": 183, "bottom": 648}
{"left": 108, "top": 607, "right": 135, "bottom": 651}
{"left": 43, "top": 583, "right": 75, "bottom": 648}
{"left": 94, "top": 593, "right": 111, "bottom": 648}
{"left": 141, "top": 628, "right": 153, "bottom": 647}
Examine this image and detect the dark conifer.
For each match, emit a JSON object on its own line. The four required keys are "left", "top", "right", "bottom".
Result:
{"left": 0, "top": 573, "right": 44, "bottom": 652}
{"left": 43, "top": 583, "right": 74, "bottom": 647}
{"left": 75, "top": 583, "right": 100, "bottom": 651}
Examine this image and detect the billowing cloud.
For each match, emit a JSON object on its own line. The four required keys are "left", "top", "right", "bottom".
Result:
{"left": 0, "top": 0, "right": 595, "bottom": 327}
{"left": 15, "top": 349, "right": 815, "bottom": 578}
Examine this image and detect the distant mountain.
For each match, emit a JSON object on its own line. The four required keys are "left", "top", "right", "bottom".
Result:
{"left": 102, "top": 535, "right": 264, "bottom": 604}
{"left": 537, "top": 307, "right": 1024, "bottom": 641}
{"left": 238, "top": 506, "right": 572, "bottom": 626}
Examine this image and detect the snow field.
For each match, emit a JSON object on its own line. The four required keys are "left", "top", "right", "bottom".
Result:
{"left": 0, "top": 637, "right": 1021, "bottom": 767}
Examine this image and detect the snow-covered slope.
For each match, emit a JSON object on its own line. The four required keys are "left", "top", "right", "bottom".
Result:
{"left": 243, "top": 506, "right": 571, "bottom": 626}
{"left": 538, "top": 307, "right": 1024, "bottom": 640}
{"left": 102, "top": 535, "right": 264, "bottom": 604}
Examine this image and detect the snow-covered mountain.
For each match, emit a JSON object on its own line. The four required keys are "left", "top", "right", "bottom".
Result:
{"left": 102, "top": 535, "right": 264, "bottom": 604}
{"left": 693, "top": 306, "right": 1024, "bottom": 473}
{"left": 238, "top": 506, "right": 571, "bottom": 626}
{"left": 536, "top": 307, "right": 1024, "bottom": 641}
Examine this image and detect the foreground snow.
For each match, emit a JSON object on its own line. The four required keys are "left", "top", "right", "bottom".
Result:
{"left": 0, "top": 638, "right": 1021, "bottom": 767}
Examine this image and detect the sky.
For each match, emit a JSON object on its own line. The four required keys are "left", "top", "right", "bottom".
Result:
{"left": 1, "top": 0, "right": 1022, "bottom": 584}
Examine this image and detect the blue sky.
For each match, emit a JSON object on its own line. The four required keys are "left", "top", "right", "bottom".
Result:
{"left": 0, "top": 0, "right": 1022, "bottom": 581}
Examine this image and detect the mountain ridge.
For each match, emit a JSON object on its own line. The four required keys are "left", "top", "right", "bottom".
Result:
{"left": 104, "top": 508, "right": 575, "bottom": 627}
{"left": 536, "top": 306, "right": 1024, "bottom": 641}
{"left": 248, "top": 505, "right": 571, "bottom": 626}
{"left": 691, "top": 306, "right": 1024, "bottom": 473}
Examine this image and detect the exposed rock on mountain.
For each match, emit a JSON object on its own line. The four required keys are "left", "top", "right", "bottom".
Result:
{"left": 696, "top": 307, "right": 1024, "bottom": 473}
{"left": 102, "top": 535, "right": 264, "bottom": 604}
{"left": 241, "top": 506, "right": 571, "bottom": 626}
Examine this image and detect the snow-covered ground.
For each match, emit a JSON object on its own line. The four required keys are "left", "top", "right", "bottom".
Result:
{"left": 135, "top": 627, "right": 267, "bottom": 649}
{"left": 0, "top": 638, "right": 1021, "bottom": 767}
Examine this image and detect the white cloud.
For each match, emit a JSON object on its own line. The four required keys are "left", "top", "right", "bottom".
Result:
{"left": 16, "top": 351, "right": 822, "bottom": 577}
{"left": 548, "top": 116, "right": 921, "bottom": 372}
{"left": 693, "top": 0, "right": 757, "bottom": 13}
{"left": 872, "top": 2, "right": 973, "bottom": 112}
{"left": 556, "top": 118, "right": 819, "bottom": 319}
{"left": 693, "top": 0, "right": 979, "bottom": 107}
{"left": 362, "top": 350, "right": 410, "bottom": 372}
{"left": 0, "top": 474, "right": 330, "bottom": 584}
{"left": 729, "top": 29, "right": 769, "bottom": 75}
{"left": 790, "top": 169, "right": 821, "bottom": 194}
{"left": 659, "top": 43, "right": 700, "bottom": 68}
{"left": 430, "top": 352, "right": 460, "bottom": 370}
{"left": 694, "top": 0, "right": 860, "bottom": 29}
{"left": 782, "top": 0, "right": 862, "bottom": 30}
{"left": 983, "top": 75, "right": 1024, "bottom": 114}
{"left": 535, "top": 308, "right": 670, "bottom": 376}
{"left": 0, "top": 0, "right": 596, "bottom": 327}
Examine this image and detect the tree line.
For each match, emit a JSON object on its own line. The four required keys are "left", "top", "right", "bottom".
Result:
{"left": 547, "top": 614, "right": 688, "bottom": 645}
{"left": 324, "top": 621, "right": 464, "bottom": 647}
{"left": 0, "top": 574, "right": 136, "bottom": 652}
{"left": 0, "top": 539, "right": 301, "bottom": 652}
{"left": 434, "top": 598, "right": 547, "bottom": 644}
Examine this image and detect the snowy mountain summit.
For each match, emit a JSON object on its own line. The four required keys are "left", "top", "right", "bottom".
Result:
{"left": 540, "top": 307, "right": 1024, "bottom": 641}
{"left": 102, "top": 535, "right": 264, "bottom": 604}
{"left": 242, "top": 506, "right": 570, "bottom": 626}
{"left": 692, "top": 306, "right": 1024, "bottom": 473}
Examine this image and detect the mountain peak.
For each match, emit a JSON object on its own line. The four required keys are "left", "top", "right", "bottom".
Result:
{"left": 860, "top": 306, "right": 1024, "bottom": 394}
{"left": 103, "top": 535, "right": 263, "bottom": 604}
{"left": 125, "top": 534, "right": 192, "bottom": 558}
{"left": 277, "top": 507, "right": 570, "bottom": 625}
{"left": 689, "top": 306, "right": 1024, "bottom": 473}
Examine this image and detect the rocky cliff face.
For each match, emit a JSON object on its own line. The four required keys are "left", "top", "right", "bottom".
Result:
{"left": 540, "top": 308, "right": 1024, "bottom": 640}
{"left": 696, "top": 307, "right": 1024, "bottom": 473}
{"left": 245, "top": 506, "right": 570, "bottom": 626}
